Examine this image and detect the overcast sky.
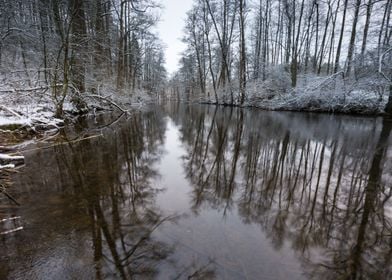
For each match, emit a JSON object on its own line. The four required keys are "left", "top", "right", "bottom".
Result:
{"left": 156, "top": 0, "right": 193, "bottom": 76}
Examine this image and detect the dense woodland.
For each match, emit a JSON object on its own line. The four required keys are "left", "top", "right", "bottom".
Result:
{"left": 0, "top": 0, "right": 392, "bottom": 115}
{"left": 1, "top": 1, "right": 392, "bottom": 277}
{"left": 0, "top": 0, "right": 166, "bottom": 116}
{"left": 171, "top": 0, "right": 392, "bottom": 113}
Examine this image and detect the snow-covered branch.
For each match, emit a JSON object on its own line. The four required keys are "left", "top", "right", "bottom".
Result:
{"left": 84, "top": 94, "right": 128, "bottom": 113}
{"left": 0, "top": 154, "right": 24, "bottom": 166}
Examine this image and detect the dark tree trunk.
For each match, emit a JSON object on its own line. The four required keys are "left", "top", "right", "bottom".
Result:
{"left": 334, "top": 0, "right": 348, "bottom": 73}
{"left": 94, "top": 0, "right": 105, "bottom": 71}
{"left": 239, "top": 0, "right": 246, "bottom": 105}
{"left": 345, "top": 0, "right": 362, "bottom": 76}
{"left": 386, "top": 85, "right": 392, "bottom": 115}
{"left": 116, "top": 2, "right": 125, "bottom": 90}
{"left": 70, "top": 0, "right": 87, "bottom": 109}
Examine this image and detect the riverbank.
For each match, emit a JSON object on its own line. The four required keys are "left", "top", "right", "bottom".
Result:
{"left": 199, "top": 90, "right": 386, "bottom": 115}
{"left": 183, "top": 72, "right": 392, "bottom": 115}
{"left": 0, "top": 89, "right": 152, "bottom": 200}
{"left": 0, "top": 87, "right": 153, "bottom": 137}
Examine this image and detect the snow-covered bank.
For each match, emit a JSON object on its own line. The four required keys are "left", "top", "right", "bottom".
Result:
{"left": 0, "top": 89, "right": 64, "bottom": 132}
{"left": 191, "top": 72, "right": 391, "bottom": 115}
{"left": 0, "top": 86, "right": 155, "bottom": 206}
{"left": 0, "top": 86, "right": 155, "bottom": 133}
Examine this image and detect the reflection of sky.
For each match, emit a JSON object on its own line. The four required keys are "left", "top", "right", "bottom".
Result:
{"left": 4, "top": 106, "right": 391, "bottom": 279}
{"left": 156, "top": 0, "right": 193, "bottom": 75}
{"left": 156, "top": 118, "right": 190, "bottom": 211}
{"left": 154, "top": 116, "right": 303, "bottom": 279}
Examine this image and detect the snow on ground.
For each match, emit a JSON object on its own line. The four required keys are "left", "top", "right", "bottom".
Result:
{"left": 0, "top": 164, "right": 15, "bottom": 170}
{"left": 0, "top": 87, "right": 63, "bottom": 129}
{"left": 0, "top": 117, "right": 31, "bottom": 127}
{"left": 195, "top": 72, "right": 389, "bottom": 114}
{"left": 0, "top": 83, "right": 157, "bottom": 135}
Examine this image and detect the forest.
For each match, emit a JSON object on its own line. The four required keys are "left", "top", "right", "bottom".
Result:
{"left": 171, "top": 0, "right": 392, "bottom": 114}
{"left": 0, "top": 0, "right": 391, "bottom": 121}
{"left": 1, "top": 1, "right": 392, "bottom": 279}
{"left": 0, "top": 0, "right": 166, "bottom": 119}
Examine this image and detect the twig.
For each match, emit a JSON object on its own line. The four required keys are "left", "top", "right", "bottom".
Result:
{"left": 0, "top": 227, "right": 24, "bottom": 235}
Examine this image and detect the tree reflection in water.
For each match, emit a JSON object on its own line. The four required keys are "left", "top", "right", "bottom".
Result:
{"left": 55, "top": 112, "right": 171, "bottom": 279}
{"left": 1, "top": 111, "right": 176, "bottom": 279}
{"left": 165, "top": 103, "right": 392, "bottom": 279}
{"left": 1, "top": 104, "right": 391, "bottom": 279}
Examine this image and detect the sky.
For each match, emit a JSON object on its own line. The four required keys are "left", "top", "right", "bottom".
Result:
{"left": 156, "top": 0, "right": 193, "bottom": 76}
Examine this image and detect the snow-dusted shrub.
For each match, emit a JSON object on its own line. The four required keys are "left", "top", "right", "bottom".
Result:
{"left": 263, "top": 66, "right": 291, "bottom": 94}
{"left": 282, "top": 72, "right": 387, "bottom": 114}
{"left": 247, "top": 66, "right": 291, "bottom": 105}
{"left": 241, "top": 69, "right": 387, "bottom": 114}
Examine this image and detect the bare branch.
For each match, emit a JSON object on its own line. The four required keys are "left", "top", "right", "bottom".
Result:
{"left": 84, "top": 94, "right": 128, "bottom": 113}
{"left": 378, "top": 47, "right": 392, "bottom": 84}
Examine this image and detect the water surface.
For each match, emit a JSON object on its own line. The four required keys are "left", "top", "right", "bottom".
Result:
{"left": 1, "top": 103, "right": 391, "bottom": 279}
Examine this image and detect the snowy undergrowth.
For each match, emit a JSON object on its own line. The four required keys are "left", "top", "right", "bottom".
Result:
{"left": 0, "top": 90, "right": 64, "bottom": 131}
{"left": 197, "top": 71, "right": 388, "bottom": 114}
{"left": 0, "top": 78, "right": 156, "bottom": 133}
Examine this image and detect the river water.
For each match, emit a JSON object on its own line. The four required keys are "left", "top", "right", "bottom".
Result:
{"left": 1, "top": 103, "right": 391, "bottom": 279}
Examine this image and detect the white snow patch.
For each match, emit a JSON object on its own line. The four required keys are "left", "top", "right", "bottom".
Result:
{"left": 0, "top": 117, "right": 31, "bottom": 127}
{"left": 0, "top": 154, "right": 24, "bottom": 161}
{"left": 0, "top": 164, "right": 15, "bottom": 169}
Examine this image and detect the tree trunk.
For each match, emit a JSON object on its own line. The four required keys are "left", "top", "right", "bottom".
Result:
{"left": 360, "top": 0, "right": 373, "bottom": 62}
{"left": 239, "top": 0, "right": 246, "bottom": 105}
{"left": 70, "top": 0, "right": 87, "bottom": 109}
{"left": 94, "top": 0, "right": 105, "bottom": 72}
{"left": 345, "top": 0, "right": 362, "bottom": 76}
{"left": 334, "top": 0, "right": 348, "bottom": 73}
{"left": 386, "top": 85, "right": 392, "bottom": 115}
{"left": 116, "top": 1, "right": 125, "bottom": 90}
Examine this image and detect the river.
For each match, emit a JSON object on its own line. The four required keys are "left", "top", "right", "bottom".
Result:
{"left": 1, "top": 103, "right": 391, "bottom": 279}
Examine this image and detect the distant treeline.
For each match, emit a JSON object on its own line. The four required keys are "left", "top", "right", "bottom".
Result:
{"left": 170, "top": 0, "right": 392, "bottom": 112}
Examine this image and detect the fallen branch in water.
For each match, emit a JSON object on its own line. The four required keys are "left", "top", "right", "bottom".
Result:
{"left": 67, "top": 83, "right": 128, "bottom": 113}
{"left": 84, "top": 94, "right": 128, "bottom": 113}
{"left": 19, "top": 133, "right": 103, "bottom": 153}
{"left": 0, "top": 226, "right": 24, "bottom": 235}
{"left": 0, "top": 167, "right": 21, "bottom": 206}
{"left": 0, "top": 164, "right": 16, "bottom": 169}
{"left": 0, "top": 187, "right": 20, "bottom": 206}
{"left": 0, "top": 146, "right": 16, "bottom": 153}
{"left": 0, "top": 216, "right": 23, "bottom": 235}
{"left": 0, "top": 153, "right": 24, "bottom": 166}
